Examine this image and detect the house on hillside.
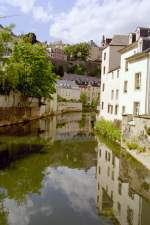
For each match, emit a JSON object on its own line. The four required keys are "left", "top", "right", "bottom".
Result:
{"left": 62, "top": 73, "right": 100, "bottom": 104}
{"left": 47, "top": 47, "right": 67, "bottom": 61}
{"left": 57, "top": 80, "right": 80, "bottom": 101}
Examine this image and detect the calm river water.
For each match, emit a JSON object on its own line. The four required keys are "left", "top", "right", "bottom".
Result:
{"left": 0, "top": 112, "right": 149, "bottom": 225}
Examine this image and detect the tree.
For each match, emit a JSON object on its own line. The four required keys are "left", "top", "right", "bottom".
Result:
{"left": 80, "top": 92, "right": 88, "bottom": 106}
{"left": 74, "top": 64, "right": 86, "bottom": 75}
{"left": 21, "top": 33, "right": 38, "bottom": 44}
{"left": 91, "top": 98, "right": 98, "bottom": 111}
{"left": 5, "top": 40, "right": 57, "bottom": 98}
{"left": 64, "top": 43, "right": 89, "bottom": 61}
{"left": 0, "top": 25, "right": 16, "bottom": 94}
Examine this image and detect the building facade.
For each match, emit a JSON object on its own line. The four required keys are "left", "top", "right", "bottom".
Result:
{"left": 100, "top": 27, "right": 150, "bottom": 121}
{"left": 47, "top": 47, "right": 67, "bottom": 61}
{"left": 100, "top": 35, "right": 129, "bottom": 120}
{"left": 62, "top": 73, "right": 100, "bottom": 104}
{"left": 57, "top": 80, "right": 80, "bottom": 101}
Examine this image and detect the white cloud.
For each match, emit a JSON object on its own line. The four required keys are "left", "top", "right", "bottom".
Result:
{"left": 44, "top": 167, "right": 97, "bottom": 215}
{"left": 49, "top": 0, "right": 150, "bottom": 43}
{"left": 0, "top": 0, "right": 52, "bottom": 23}
{"left": 32, "top": 5, "right": 52, "bottom": 23}
{"left": 0, "top": 0, "right": 36, "bottom": 13}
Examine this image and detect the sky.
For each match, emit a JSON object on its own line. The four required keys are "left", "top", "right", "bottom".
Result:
{"left": 0, "top": 0, "right": 150, "bottom": 44}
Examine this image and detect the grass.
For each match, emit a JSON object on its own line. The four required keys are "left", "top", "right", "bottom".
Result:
{"left": 126, "top": 141, "right": 146, "bottom": 153}
{"left": 94, "top": 119, "right": 121, "bottom": 142}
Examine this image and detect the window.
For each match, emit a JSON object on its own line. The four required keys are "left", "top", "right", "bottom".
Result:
{"left": 125, "top": 60, "right": 128, "bottom": 71}
{"left": 122, "top": 106, "right": 126, "bottom": 114}
{"left": 116, "top": 90, "right": 119, "bottom": 100}
{"left": 108, "top": 105, "right": 113, "bottom": 114}
{"left": 127, "top": 207, "right": 134, "bottom": 225}
{"left": 118, "top": 182, "right": 122, "bottom": 195}
{"left": 107, "top": 167, "right": 110, "bottom": 176}
{"left": 107, "top": 105, "right": 110, "bottom": 113}
{"left": 102, "top": 83, "right": 105, "bottom": 92}
{"left": 135, "top": 72, "right": 141, "bottom": 89}
{"left": 111, "top": 90, "right": 114, "bottom": 100}
{"left": 99, "top": 149, "right": 101, "bottom": 157}
{"left": 115, "top": 105, "right": 119, "bottom": 115}
{"left": 117, "top": 202, "right": 121, "bottom": 216}
{"left": 112, "top": 171, "right": 115, "bottom": 181}
{"left": 103, "top": 66, "right": 106, "bottom": 74}
{"left": 117, "top": 70, "right": 119, "bottom": 78}
{"left": 98, "top": 166, "right": 101, "bottom": 175}
{"left": 108, "top": 152, "right": 111, "bottom": 161}
{"left": 124, "top": 81, "right": 128, "bottom": 93}
{"left": 102, "top": 102, "right": 104, "bottom": 110}
{"left": 111, "top": 105, "right": 113, "bottom": 114}
{"left": 105, "top": 151, "right": 107, "bottom": 160}
{"left": 112, "top": 155, "right": 115, "bottom": 167}
{"left": 133, "top": 102, "right": 140, "bottom": 115}
{"left": 104, "top": 52, "right": 106, "bottom": 60}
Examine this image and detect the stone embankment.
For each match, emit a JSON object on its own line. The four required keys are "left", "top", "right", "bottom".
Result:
{"left": 0, "top": 92, "right": 57, "bottom": 127}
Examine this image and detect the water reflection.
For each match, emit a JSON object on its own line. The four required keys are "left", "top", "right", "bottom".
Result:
{"left": 96, "top": 139, "right": 150, "bottom": 225}
{"left": 0, "top": 112, "right": 149, "bottom": 225}
{"left": 0, "top": 113, "right": 113, "bottom": 225}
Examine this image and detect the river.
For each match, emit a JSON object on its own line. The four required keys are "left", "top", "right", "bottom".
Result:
{"left": 0, "top": 112, "right": 149, "bottom": 225}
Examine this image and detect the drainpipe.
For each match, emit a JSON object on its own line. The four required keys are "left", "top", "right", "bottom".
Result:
{"left": 145, "top": 54, "right": 150, "bottom": 115}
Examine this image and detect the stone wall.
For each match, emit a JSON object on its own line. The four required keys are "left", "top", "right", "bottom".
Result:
{"left": 122, "top": 114, "right": 150, "bottom": 151}
{"left": 57, "top": 102, "right": 82, "bottom": 113}
{"left": 0, "top": 92, "right": 57, "bottom": 126}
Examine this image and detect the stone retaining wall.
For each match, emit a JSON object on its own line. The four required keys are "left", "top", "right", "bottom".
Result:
{"left": 57, "top": 102, "right": 82, "bottom": 113}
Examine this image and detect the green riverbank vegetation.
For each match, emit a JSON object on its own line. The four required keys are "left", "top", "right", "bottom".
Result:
{"left": 95, "top": 119, "right": 121, "bottom": 142}
{"left": 80, "top": 92, "right": 99, "bottom": 112}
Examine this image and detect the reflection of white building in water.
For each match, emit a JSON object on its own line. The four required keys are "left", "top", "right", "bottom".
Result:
{"left": 96, "top": 142, "right": 150, "bottom": 225}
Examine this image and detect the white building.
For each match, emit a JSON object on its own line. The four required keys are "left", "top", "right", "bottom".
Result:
{"left": 100, "top": 35, "right": 129, "bottom": 120}
{"left": 99, "top": 27, "right": 150, "bottom": 121}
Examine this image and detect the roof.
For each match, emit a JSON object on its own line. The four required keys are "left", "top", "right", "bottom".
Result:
{"left": 57, "top": 80, "right": 79, "bottom": 89}
{"left": 62, "top": 73, "right": 100, "bottom": 87}
{"left": 63, "top": 73, "right": 100, "bottom": 82}
{"left": 110, "top": 35, "right": 129, "bottom": 46}
{"left": 108, "top": 67, "right": 120, "bottom": 73}
{"left": 88, "top": 40, "right": 98, "bottom": 47}
{"left": 137, "top": 26, "right": 150, "bottom": 30}
{"left": 119, "top": 41, "right": 138, "bottom": 54}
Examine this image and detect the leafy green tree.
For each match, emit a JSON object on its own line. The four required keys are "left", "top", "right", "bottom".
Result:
{"left": 64, "top": 43, "right": 89, "bottom": 61}
{"left": 74, "top": 64, "right": 86, "bottom": 75}
{"left": 0, "top": 25, "right": 16, "bottom": 94}
{"left": 21, "top": 32, "right": 38, "bottom": 44}
{"left": 91, "top": 98, "right": 98, "bottom": 111}
{"left": 5, "top": 40, "right": 57, "bottom": 98}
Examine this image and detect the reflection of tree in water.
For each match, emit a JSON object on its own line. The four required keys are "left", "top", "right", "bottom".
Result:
{"left": 0, "top": 138, "right": 97, "bottom": 223}
{"left": 79, "top": 114, "right": 86, "bottom": 128}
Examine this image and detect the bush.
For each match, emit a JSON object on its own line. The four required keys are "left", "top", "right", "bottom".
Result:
{"left": 127, "top": 142, "right": 138, "bottom": 150}
{"left": 145, "top": 125, "right": 150, "bottom": 135}
{"left": 127, "top": 142, "right": 146, "bottom": 153}
{"left": 95, "top": 119, "right": 121, "bottom": 142}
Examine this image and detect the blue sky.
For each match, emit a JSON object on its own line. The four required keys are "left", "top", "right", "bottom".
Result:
{"left": 0, "top": 0, "right": 150, "bottom": 44}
